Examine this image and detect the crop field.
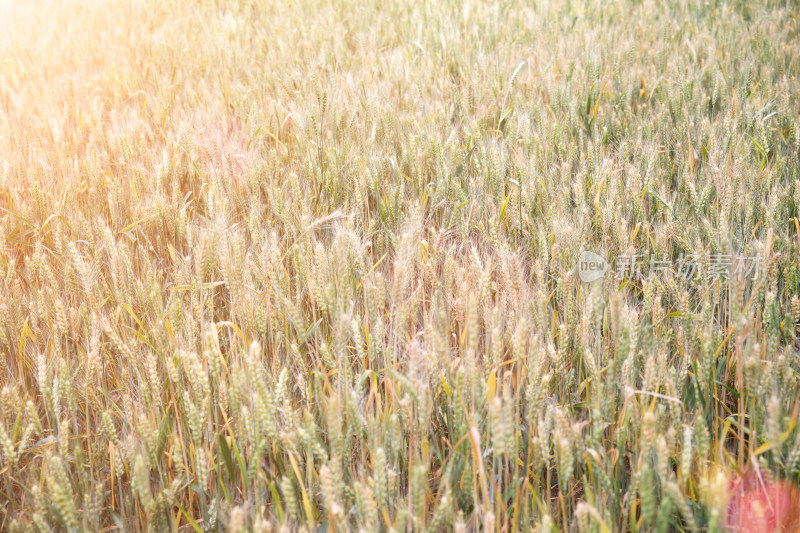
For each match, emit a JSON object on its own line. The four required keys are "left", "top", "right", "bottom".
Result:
{"left": 1, "top": 0, "right": 800, "bottom": 531}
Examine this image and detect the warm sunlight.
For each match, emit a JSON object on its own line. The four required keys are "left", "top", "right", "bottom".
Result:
{"left": 1, "top": 0, "right": 799, "bottom": 531}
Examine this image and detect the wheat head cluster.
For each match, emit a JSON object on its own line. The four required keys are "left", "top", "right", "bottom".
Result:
{"left": 0, "top": 0, "right": 799, "bottom": 531}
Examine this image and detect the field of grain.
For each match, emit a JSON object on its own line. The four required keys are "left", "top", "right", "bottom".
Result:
{"left": 1, "top": 0, "right": 800, "bottom": 531}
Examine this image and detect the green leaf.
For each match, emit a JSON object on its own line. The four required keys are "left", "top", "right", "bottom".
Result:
{"left": 178, "top": 504, "right": 204, "bottom": 533}
{"left": 498, "top": 193, "right": 511, "bottom": 227}
{"left": 498, "top": 105, "right": 514, "bottom": 127}
{"left": 217, "top": 434, "right": 236, "bottom": 482}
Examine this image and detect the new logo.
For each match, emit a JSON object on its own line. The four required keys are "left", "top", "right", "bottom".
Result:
{"left": 577, "top": 250, "right": 608, "bottom": 282}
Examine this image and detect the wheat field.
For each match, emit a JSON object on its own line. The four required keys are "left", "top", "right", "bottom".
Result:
{"left": 1, "top": 0, "right": 800, "bottom": 531}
